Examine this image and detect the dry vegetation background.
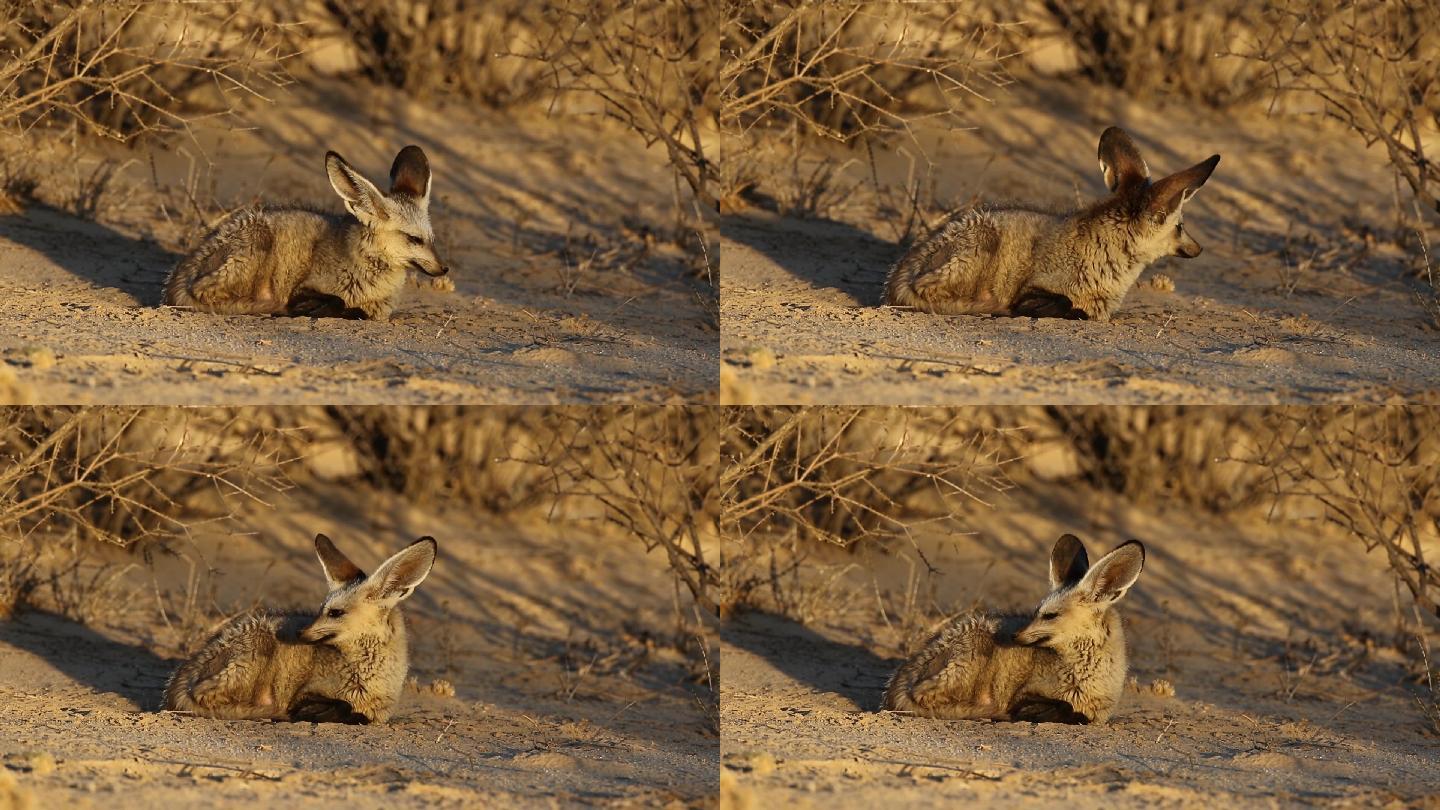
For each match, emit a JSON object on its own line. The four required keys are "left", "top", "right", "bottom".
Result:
{"left": 720, "top": 406, "right": 1440, "bottom": 731}
{"left": 0, "top": 0, "right": 715, "bottom": 290}
{"left": 719, "top": 0, "right": 1440, "bottom": 311}
{"left": 0, "top": 405, "right": 720, "bottom": 806}
{"left": 0, "top": 405, "right": 718, "bottom": 661}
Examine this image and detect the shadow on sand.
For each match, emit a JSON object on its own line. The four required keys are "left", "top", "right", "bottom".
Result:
{"left": 0, "top": 609, "right": 175, "bottom": 711}
{"left": 722, "top": 610, "right": 896, "bottom": 712}
{"left": 0, "top": 202, "right": 178, "bottom": 307}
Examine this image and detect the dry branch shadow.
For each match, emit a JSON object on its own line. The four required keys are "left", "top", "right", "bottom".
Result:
{"left": 0, "top": 204, "right": 177, "bottom": 307}
{"left": 722, "top": 610, "right": 896, "bottom": 712}
{"left": 0, "top": 609, "right": 175, "bottom": 711}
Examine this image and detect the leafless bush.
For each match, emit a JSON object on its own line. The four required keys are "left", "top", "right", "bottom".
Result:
{"left": 522, "top": 1, "right": 718, "bottom": 212}
{"left": 719, "top": 0, "right": 1015, "bottom": 212}
{"left": 1044, "top": 406, "right": 1279, "bottom": 512}
{"left": 1243, "top": 408, "right": 1440, "bottom": 625}
{"left": 1042, "top": 0, "right": 1271, "bottom": 107}
{"left": 519, "top": 407, "right": 719, "bottom": 616}
{"left": 326, "top": 406, "right": 720, "bottom": 616}
{"left": 0, "top": 407, "right": 294, "bottom": 618}
{"left": 0, "top": 0, "right": 293, "bottom": 143}
{"left": 719, "top": 407, "right": 1013, "bottom": 617}
{"left": 1239, "top": 0, "right": 1440, "bottom": 223}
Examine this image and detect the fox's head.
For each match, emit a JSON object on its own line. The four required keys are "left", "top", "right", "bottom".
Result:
{"left": 325, "top": 145, "right": 449, "bottom": 277}
{"left": 299, "top": 533, "right": 438, "bottom": 646}
{"left": 1012, "top": 534, "right": 1146, "bottom": 649}
{"left": 1095, "top": 126, "right": 1220, "bottom": 262}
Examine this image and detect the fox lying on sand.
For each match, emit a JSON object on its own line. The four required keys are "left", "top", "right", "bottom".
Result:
{"left": 163, "top": 534, "right": 437, "bottom": 724}
{"left": 885, "top": 127, "right": 1219, "bottom": 321}
{"left": 163, "top": 146, "right": 448, "bottom": 320}
{"left": 883, "top": 534, "right": 1146, "bottom": 724}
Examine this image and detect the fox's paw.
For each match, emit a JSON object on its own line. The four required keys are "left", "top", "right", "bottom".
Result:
{"left": 410, "top": 273, "right": 455, "bottom": 293}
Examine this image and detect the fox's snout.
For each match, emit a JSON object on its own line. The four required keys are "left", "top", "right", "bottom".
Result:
{"left": 298, "top": 620, "right": 337, "bottom": 643}
{"left": 411, "top": 259, "right": 449, "bottom": 277}
{"left": 1175, "top": 239, "right": 1203, "bottom": 259}
{"left": 1013, "top": 623, "right": 1054, "bottom": 647}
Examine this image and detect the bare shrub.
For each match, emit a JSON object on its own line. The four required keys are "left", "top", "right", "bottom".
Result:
{"left": 519, "top": 407, "right": 720, "bottom": 616}
{"left": 524, "top": 1, "right": 719, "bottom": 212}
{"left": 1243, "top": 408, "right": 1440, "bottom": 624}
{"left": 1044, "top": 406, "right": 1278, "bottom": 512}
{"left": 1240, "top": 0, "right": 1440, "bottom": 222}
{"left": 719, "top": 1, "right": 1015, "bottom": 212}
{"left": 719, "top": 407, "right": 1013, "bottom": 617}
{"left": 323, "top": 406, "right": 556, "bottom": 512}
{"left": 324, "top": 406, "right": 720, "bottom": 616}
{"left": 0, "top": 1, "right": 293, "bottom": 143}
{"left": 0, "top": 407, "right": 294, "bottom": 617}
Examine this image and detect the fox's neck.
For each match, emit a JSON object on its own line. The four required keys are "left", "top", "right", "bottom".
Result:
{"left": 1048, "top": 210, "right": 1150, "bottom": 319}
{"left": 337, "top": 608, "right": 406, "bottom": 664}
{"left": 339, "top": 220, "right": 403, "bottom": 280}
{"left": 1054, "top": 609, "right": 1124, "bottom": 680}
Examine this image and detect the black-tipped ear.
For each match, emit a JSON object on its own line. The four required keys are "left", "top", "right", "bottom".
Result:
{"left": 1097, "top": 127, "right": 1150, "bottom": 193}
{"left": 314, "top": 533, "right": 364, "bottom": 589}
{"left": 389, "top": 145, "right": 431, "bottom": 200}
{"left": 1049, "top": 534, "right": 1090, "bottom": 590}
{"left": 1146, "top": 155, "right": 1219, "bottom": 219}
{"left": 1078, "top": 540, "right": 1145, "bottom": 604}
{"left": 366, "top": 536, "right": 437, "bottom": 603}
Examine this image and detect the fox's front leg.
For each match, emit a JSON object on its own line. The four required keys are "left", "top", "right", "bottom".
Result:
{"left": 354, "top": 299, "right": 391, "bottom": 321}
{"left": 285, "top": 290, "right": 372, "bottom": 320}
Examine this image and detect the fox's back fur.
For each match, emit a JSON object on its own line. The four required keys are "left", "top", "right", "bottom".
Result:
{"left": 884, "top": 127, "right": 1220, "bottom": 322}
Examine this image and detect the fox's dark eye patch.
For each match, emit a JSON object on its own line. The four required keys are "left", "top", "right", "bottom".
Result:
{"left": 404, "top": 233, "right": 425, "bottom": 246}
{"left": 326, "top": 608, "right": 345, "bottom": 618}
{"left": 1039, "top": 612, "right": 1060, "bottom": 621}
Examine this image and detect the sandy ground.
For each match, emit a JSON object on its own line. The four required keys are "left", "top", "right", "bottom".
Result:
{"left": 0, "top": 80, "right": 716, "bottom": 405}
{"left": 720, "top": 487, "right": 1440, "bottom": 807}
{"left": 0, "top": 486, "right": 718, "bottom": 808}
{"left": 720, "top": 80, "right": 1440, "bottom": 404}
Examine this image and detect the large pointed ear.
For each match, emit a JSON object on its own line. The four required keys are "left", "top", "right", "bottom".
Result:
{"left": 1077, "top": 540, "right": 1145, "bottom": 604}
{"left": 1146, "top": 155, "right": 1220, "bottom": 220}
{"left": 326, "top": 151, "right": 388, "bottom": 223}
{"left": 389, "top": 145, "right": 431, "bottom": 203}
{"left": 1049, "top": 534, "right": 1090, "bottom": 590}
{"left": 363, "top": 537, "right": 437, "bottom": 604}
{"left": 1097, "top": 126, "right": 1150, "bottom": 193}
{"left": 314, "top": 533, "right": 365, "bottom": 590}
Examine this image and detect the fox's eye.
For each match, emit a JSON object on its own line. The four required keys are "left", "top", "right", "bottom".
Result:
{"left": 326, "top": 608, "right": 345, "bottom": 618}
{"left": 405, "top": 234, "right": 425, "bottom": 246}
{"left": 1175, "top": 222, "right": 1183, "bottom": 234}
{"left": 1040, "top": 612, "right": 1060, "bottom": 621}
